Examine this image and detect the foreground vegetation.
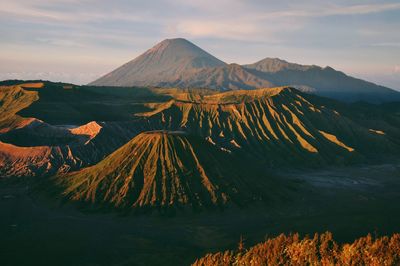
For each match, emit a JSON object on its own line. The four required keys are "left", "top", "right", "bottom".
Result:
{"left": 193, "top": 232, "right": 400, "bottom": 266}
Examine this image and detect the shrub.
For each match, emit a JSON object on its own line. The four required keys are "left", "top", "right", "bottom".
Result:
{"left": 192, "top": 232, "right": 400, "bottom": 266}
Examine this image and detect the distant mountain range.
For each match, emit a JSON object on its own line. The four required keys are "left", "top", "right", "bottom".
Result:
{"left": 90, "top": 38, "right": 400, "bottom": 103}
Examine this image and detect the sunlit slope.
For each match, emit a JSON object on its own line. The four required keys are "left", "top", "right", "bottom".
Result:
{"left": 142, "top": 87, "right": 396, "bottom": 165}
{"left": 0, "top": 83, "right": 150, "bottom": 177}
{"left": 193, "top": 232, "right": 400, "bottom": 266}
{"left": 56, "top": 131, "right": 277, "bottom": 209}
{"left": 1, "top": 81, "right": 166, "bottom": 126}
{"left": 0, "top": 83, "right": 41, "bottom": 133}
{"left": 1, "top": 82, "right": 399, "bottom": 178}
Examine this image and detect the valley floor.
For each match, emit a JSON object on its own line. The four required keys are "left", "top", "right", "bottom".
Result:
{"left": 1, "top": 161, "right": 400, "bottom": 266}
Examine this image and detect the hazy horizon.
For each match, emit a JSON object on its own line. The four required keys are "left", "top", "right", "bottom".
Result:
{"left": 1, "top": 0, "right": 399, "bottom": 90}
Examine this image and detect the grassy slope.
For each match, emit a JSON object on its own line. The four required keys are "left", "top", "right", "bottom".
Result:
{"left": 0, "top": 83, "right": 40, "bottom": 132}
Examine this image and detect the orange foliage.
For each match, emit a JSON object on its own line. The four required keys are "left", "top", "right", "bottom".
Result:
{"left": 193, "top": 232, "right": 400, "bottom": 266}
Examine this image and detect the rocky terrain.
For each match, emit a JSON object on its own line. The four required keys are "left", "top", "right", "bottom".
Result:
{"left": 1, "top": 81, "right": 400, "bottom": 210}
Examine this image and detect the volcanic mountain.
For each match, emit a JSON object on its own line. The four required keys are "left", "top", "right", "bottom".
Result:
{"left": 90, "top": 38, "right": 226, "bottom": 87}
{"left": 244, "top": 58, "right": 400, "bottom": 103}
{"left": 52, "top": 86, "right": 400, "bottom": 209}
{"left": 166, "top": 63, "right": 274, "bottom": 90}
{"left": 1, "top": 81, "right": 400, "bottom": 211}
{"left": 55, "top": 131, "right": 274, "bottom": 209}
{"left": 1, "top": 81, "right": 399, "bottom": 178}
{"left": 90, "top": 38, "right": 400, "bottom": 103}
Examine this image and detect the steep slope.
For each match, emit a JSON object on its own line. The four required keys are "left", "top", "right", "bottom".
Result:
{"left": 90, "top": 38, "right": 226, "bottom": 87}
{"left": 0, "top": 83, "right": 41, "bottom": 133}
{"left": 0, "top": 120, "right": 103, "bottom": 147}
{"left": 2, "top": 81, "right": 399, "bottom": 178}
{"left": 164, "top": 64, "right": 274, "bottom": 90}
{"left": 55, "top": 131, "right": 272, "bottom": 209}
{"left": 0, "top": 82, "right": 158, "bottom": 177}
{"left": 0, "top": 120, "right": 144, "bottom": 178}
{"left": 141, "top": 87, "right": 397, "bottom": 166}
{"left": 244, "top": 58, "right": 400, "bottom": 103}
{"left": 0, "top": 141, "right": 84, "bottom": 177}
{"left": 90, "top": 38, "right": 275, "bottom": 91}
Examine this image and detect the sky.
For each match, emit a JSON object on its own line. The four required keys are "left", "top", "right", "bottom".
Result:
{"left": 0, "top": 0, "right": 399, "bottom": 89}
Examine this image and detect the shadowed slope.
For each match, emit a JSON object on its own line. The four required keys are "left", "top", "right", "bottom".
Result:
{"left": 244, "top": 58, "right": 400, "bottom": 103}
{"left": 244, "top": 58, "right": 314, "bottom": 73}
{"left": 158, "top": 63, "right": 275, "bottom": 90}
{"left": 56, "top": 131, "right": 274, "bottom": 209}
{"left": 89, "top": 38, "right": 400, "bottom": 102}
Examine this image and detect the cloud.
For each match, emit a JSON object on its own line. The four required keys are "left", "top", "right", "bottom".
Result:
{"left": 326, "top": 3, "right": 400, "bottom": 16}
{"left": 170, "top": 3, "right": 400, "bottom": 41}
{"left": 173, "top": 20, "right": 270, "bottom": 40}
{"left": 1, "top": 1, "right": 399, "bottom": 46}
{"left": 0, "top": 71, "right": 100, "bottom": 85}
{"left": 250, "top": 2, "right": 400, "bottom": 21}
{"left": 370, "top": 42, "right": 400, "bottom": 48}
{"left": 0, "top": 0, "right": 153, "bottom": 24}
{"left": 0, "top": 0, "right": 399, "bottom": 86}
{"left": 2, "top": 1, "right": 399, "bottom": 27}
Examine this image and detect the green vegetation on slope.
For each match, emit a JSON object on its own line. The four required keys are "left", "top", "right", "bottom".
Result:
{"left": 0, "top": 83, "right": 40, "bottom": 132}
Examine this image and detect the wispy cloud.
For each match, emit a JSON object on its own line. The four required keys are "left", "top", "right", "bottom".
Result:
{"left": 249, "top": 2, "right": 400, "bottom": 21}
{"left": 0, "top": 0, "right": 153, "bottom": 24}
{"left": 370, "top": 42, "right": 400, "bottom": 48}
{"left": 0, "top": 0, "right": 399, "bottom": 88}
{"left": 325, "top": 3, "right": 400, "bottom": 16}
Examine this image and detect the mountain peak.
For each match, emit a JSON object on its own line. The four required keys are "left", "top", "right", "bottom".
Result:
{"left": 90, "top": 38, "right": 226, "bottom": 87}
{"left": 244, "top": 57, "right": 314, "bottom": 73}
{"left": 147, "top": 38, "right": 200, "bottom": 54}
{"left": 160, "top": 37, "right": 191, "bottom": 44}
{"left": 57, "top": 131, "right": 259, "bottom": 208}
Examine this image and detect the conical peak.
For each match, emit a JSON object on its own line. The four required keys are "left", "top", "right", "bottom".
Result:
{"left": 160, "top": 38, "right": 192, "bottom": 44}
{"left": 146, "top": 38, "right": 217, "bottom": 58}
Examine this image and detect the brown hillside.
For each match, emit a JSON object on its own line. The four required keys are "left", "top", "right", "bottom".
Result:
{"left": 141, "top": 87, "right": 395, "bottom": 166}
{"left": 55, "top": 131, "right": 279, "bottom": 209}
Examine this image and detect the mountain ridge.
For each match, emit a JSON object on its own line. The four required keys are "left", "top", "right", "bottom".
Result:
{"left": 90, "top": 38, "right": 400, "bottom": 103}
